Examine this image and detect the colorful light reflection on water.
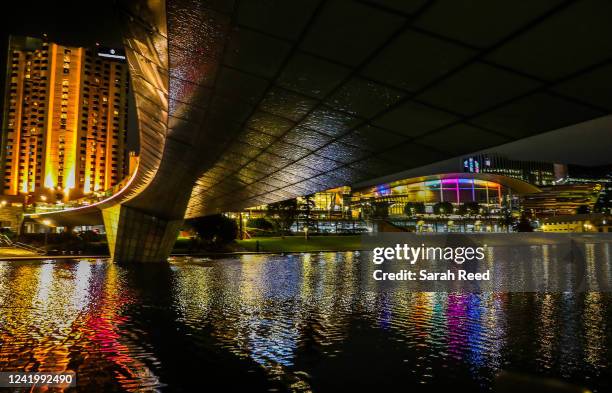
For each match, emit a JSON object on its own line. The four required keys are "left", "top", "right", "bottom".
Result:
{"left": 0, "top": 250, "right": 611, "bottom": 392}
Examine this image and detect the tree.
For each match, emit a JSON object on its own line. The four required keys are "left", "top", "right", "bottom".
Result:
{"left": 458, "top": 201, "right": 480, "bottom": 217}
{"left": 576, "top": 205, "right": 590, "bottom": 214}
{"left": 457, "top": 202, "right": 480, "bottom": 231}
{"left": 299, "top": 194, "right": 316, "bottom": 231}
{"left": 190, "top": 214, "right": 238, "bottom": 244}
{"left": 371, "top": 201, "right": 390, "bottom": 219}
{"left": 433, "top": 201, "right": 454, "bottom": 232}
{"left": 433, "top": 201, "right": 454, "bottom": 217}
{"left": 266, "top": 198, "right": 299, "bottom": 234}
{"left": 498, "top": 207, "right": 514, "bottom": 233}
{"left": 78, "top": 230, "right": 102, "bottom": 243}
{"left": 360, "top": 201, "right": 391, "bottom": 220}
{"left": 404, "top": 202, "right": 425, "bottom": 218}
{"left": 513, "top": 214, "right": 533, "bottom": 232}
{"left": 594, "top": 195, "right": 611, "bottom": 214}
{"left": 247, "top": 217, "right": 274, "bottom": 231}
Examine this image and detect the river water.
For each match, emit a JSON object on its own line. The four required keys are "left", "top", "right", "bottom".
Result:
{"left": 0, "top": 250, "right": 611, "bottom": 392}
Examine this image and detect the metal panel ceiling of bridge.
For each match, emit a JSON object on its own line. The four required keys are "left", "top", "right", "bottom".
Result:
{"left": 149, "top": 0, "right": 612, "bottom": 217}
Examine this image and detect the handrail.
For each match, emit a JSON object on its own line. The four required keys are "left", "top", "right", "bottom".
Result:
{"left": 13, "top": 242, "right": 46, "bottom": 254}
{"left": 0, "top": 234, "right": 46, "bottom": 255}
{"left": 0, "top": 234, "right": 13, "bottom": 246}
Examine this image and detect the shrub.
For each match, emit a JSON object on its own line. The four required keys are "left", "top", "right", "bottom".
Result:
{"left": 247, "top": 217, "right": 274, "bottom": 231}
{"left": 189, "top": 214, "right": 238, "bottom": 244}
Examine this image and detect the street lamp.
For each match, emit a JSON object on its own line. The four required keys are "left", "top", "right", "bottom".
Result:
{"left": 18, "top": 193, "right": 32, "bottom": 238}
{"left": 42, "top": 219, "right": 52, "bottom": 247}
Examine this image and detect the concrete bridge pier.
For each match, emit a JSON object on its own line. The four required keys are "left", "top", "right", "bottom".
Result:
{"left": 102, "top": 205, "right": 183, "bottom": 263}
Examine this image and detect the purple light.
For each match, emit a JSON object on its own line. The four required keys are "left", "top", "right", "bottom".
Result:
{"left": 375, "top": 184, "right": 391, "bottom": 196}
{"left": 441, "top": 178, "right": 473, "bottom": 185}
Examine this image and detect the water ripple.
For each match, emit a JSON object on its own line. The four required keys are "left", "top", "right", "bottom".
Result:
{"left": 0, "top": 248, "right": 610, "bottom": 392}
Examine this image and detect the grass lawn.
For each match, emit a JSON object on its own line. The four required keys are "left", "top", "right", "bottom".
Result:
{"left": 236, "top": 236, "right": 364, "bottom": 253}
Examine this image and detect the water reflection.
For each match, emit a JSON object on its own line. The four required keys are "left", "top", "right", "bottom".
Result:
{"left": 0, "top": 246, "right": 611, "bottom": 392}
{"left": 0, "top": 260, "right": 161, "bottom": 391}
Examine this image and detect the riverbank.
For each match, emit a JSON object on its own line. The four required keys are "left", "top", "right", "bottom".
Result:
{"left": 0, "top": 247, "right": 39, "bottom": 258}
{"left": 2, "top": 233, "right": 608, "bottom": 261}
{"left": 0, "top": 235, "right": 364, "bottom": 260}
{"left": 235, "top": 235, "right": 364, "bottom": 252}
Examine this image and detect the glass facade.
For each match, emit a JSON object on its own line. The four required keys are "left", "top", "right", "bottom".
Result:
{"left": 238, "top": 175, "right": 522, "bottom": 234}
{"left": 356, "top": 177, "right": 503, "bottom": 215}
{"left": 461, "top": 153, "right": 558, "bottom": 186}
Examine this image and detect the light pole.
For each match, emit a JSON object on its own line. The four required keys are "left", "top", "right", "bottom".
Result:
{"left": 42, "top": 219, "right": 51, "bottom": 248}
{"left": 18, "top": 193, "right": 31, "bottom": 239}
{"left": 238, "top": 212, "right": 243, "bottom": 240}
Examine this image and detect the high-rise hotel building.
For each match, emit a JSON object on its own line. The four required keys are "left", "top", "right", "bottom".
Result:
{"left": 1, "top": 36, "right": 129, "bottom": 202}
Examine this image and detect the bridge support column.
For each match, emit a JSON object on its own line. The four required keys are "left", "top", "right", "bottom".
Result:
{"left": 102, "top": 205, "right": 183, "bottom": 262}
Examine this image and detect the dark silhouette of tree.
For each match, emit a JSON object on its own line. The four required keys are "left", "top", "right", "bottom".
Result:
{"left": 514, "top": 215, "right": 534, "bottom": 232}
{"left": 576, "top": 205, "right": 590, "bottom": 214}
{"left": 594, "top": 195, "right": 611, "bottom": 214}
{"left": 433, "top": 201, "right": 454, "bottom": 217}
{"left": 247, "top": 217, "right": 274, "bottom": 231}
{"left": 361, "top": 201, "right": 391, "bottom": 220}
{"left": 267, "top": 199, "right": 299, "bottom": 234}
{"left": 78, "top": 230, "right": 102, "bottom": 243}
{"left": 457, "top": 201, "right": 480, "bottom": 231}
{"left": 498, "top": 207, "right": 515, "bottom": 233}
{"left": 299, "top": 194, "right": 316, "bottom": 231}
{"left": 433, "top": 201, "right": 454, "bottom": 232}
{"left": 458, "top": 201, "right": 480, "bottom": 217}
{"left": 404, "top": 202, "right": 425, "bottom": 218}
{"left": 371, "top": 201, "right": 390, "bottom": 219}
{"left": 190, "top": 214, "right": 238, "bottom": 244}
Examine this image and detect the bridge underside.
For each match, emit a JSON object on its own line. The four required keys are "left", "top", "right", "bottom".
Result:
{"left": 30, "top": 0, "right": 612, "bottom": 261}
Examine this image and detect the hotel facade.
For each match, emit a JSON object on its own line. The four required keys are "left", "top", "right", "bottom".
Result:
{"left": 1, "top": 36, "right": 129, "bottom": 203}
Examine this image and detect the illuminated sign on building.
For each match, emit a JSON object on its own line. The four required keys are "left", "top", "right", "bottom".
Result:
{"left": 461, "top": 153, "right": 557, "bottom": 186}
{"left": 463, "top": 157, "right": 480, "bottom": 173}
{"left": 97, "top": 48, "right": 126, "bottom": 60}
